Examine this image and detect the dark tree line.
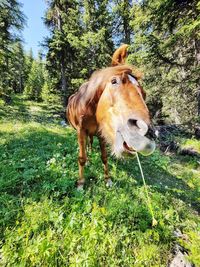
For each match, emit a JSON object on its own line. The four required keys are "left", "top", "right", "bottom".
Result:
{"left": 0, "top": 0, "right": 199, "bottom": 124}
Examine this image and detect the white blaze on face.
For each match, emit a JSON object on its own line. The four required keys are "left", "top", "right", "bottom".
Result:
{"left": 128, "top": 74, "right": 148, "bottom": 111}
{"left": 128, "top": 74, "right": 139, "bottom": 86}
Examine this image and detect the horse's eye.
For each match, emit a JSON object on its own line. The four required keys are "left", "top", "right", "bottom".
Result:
{"left": 111, "top": 78, "right": 117, "bottom": 85}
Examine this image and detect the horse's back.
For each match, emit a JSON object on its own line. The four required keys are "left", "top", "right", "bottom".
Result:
{"left": 67, "top": 82, "right": 97, "bottom": 134}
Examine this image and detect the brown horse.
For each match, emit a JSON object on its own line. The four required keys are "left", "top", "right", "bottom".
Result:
{"left": 67, "top": 45, "right": 155, "bottom": 189}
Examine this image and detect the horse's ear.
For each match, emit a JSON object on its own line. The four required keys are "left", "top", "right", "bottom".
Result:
{"left": 111, "top": 44, "right": 129, "bottom": 66}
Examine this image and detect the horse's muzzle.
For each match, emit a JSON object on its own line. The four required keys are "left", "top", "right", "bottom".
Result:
{"left": 114, "top": 121, "right": 156, "bottom": 157}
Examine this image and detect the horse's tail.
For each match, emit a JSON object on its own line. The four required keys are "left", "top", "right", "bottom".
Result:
{"left": 111, "top": 44, "right": 129, "bottom": 66}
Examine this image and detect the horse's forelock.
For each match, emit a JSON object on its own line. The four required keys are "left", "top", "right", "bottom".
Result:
{"left": 86, "top": 65, "right": 142, "bottom": 100}
{"left": 72, "top": 65, "right": 143, "bottom": 112}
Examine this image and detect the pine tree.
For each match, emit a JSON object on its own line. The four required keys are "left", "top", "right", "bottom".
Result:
{"left": 0, "top": 0, "right": 25, "bottom": 99}
{"left": 80, "top": 0, "right": 114, "bottom": 71}
{"left": 111, "top": 0, "right": 133, "bottom": 45}
{"left": 9, "top": 42, "right": 25, "bottom": 93}
{"left": 129, "top": 0, "right": 200, "bottom": 123}
{"left": 24, "top": 58, "right": 44, "bottom": 101}
{"left": 24, "top": 49, "right": 34, "bottom": 86}
{"left": 44, "top": 0, "right": 114, "bottom": 107}
{"left": 45, "top": 0, "right": 80, "bottom": 105}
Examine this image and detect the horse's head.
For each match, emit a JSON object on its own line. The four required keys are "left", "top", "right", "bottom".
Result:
{"left": 96, "top": 66, "right": 155, "bottom": 157}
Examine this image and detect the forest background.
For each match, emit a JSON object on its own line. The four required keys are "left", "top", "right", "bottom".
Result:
{"left": 1, "top": 1, "right": 200, "bottom": 265}
{"left": 1, "top": 0, "right": 199, "bottom": 125}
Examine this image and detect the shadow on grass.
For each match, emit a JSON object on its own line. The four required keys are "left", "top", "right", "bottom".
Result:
{"left": 0, "top": 128, "right": 76, "bottom": 235}
{"left": 1, "top": 97, "right": 200, "bottom": 266}
{"left": 80, "top": 137, "right": 200, "bottom": 213}
{"left": 1, "top": 126, "right": 200, "bottom": 236}
{"left": 0, "top": 96, "right": 29, "bottom": 121}
{"left": 109, "top": 154, "right": 200, "bottom": 213}
{"left": 0, "top": 95, "right": 63, "bottom": 124}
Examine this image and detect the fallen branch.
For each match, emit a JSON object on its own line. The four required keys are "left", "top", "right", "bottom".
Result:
{"left": 178, "top": 148, "right": 200, "bottom": 158}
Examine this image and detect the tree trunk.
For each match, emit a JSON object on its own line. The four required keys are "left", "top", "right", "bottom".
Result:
{"left": 123, "top": 0, "right": 131, "bottom": 44}
{"left": 124, "top": 20, "right": 131, "bottom": 44}
{"left": 19, "top": 69, "right": 23, "bottom": 93}
{"left": 194, "top": 38, "right": 200, "bottom": 115}
{"left": 56, "top": 6, "right": 67, "bottom": 108}
{"left": 197, "top": 88, "right": 200, "bottom": 116}
{"left": 60, "top": 58, "right": 67, "bottom": 107}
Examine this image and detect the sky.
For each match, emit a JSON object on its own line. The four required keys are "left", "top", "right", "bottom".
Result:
{"left": 20, "top": 0, "right": 49, "bottom": 57}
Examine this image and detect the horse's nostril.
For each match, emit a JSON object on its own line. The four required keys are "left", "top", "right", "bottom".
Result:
{"left": 128, "top": 119, "right": 148, "bottom": 136}
{"left": 128, "top": 119, "right": 138, "bottom": 127}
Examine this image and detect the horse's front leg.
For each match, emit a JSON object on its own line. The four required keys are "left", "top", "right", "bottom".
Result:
{"left": 77, "top": 129, "right": 87, "bottom": 190}
{"left": 99, "top": 137, "right": 112, "bottom": 187}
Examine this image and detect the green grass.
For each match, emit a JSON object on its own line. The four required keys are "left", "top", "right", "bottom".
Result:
{"left": 181, "top": 138, "right": 200, "bottom": 153}
{"left": 0, "top": 95, "right": 200, "bottom": 266}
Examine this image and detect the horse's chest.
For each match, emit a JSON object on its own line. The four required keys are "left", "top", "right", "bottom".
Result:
{"left": 82, "top": 115, "right": 98, "bottom": 135}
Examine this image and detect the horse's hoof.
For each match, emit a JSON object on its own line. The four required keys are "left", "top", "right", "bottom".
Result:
{"left": 76, "top": 180, "right": 84, "bottom": 191}
{"left": 77, "top": 184, "right": 84, "bottom": 191}
{"left": 106, "top": 179, "right": 113, "bottom": 187}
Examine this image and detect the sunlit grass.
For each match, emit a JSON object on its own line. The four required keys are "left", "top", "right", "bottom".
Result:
{"left": 0, "top": 95, "right": 200, "bottom": 266}
{"left": 182, "top": 138, "right": 200, "bottom": 153}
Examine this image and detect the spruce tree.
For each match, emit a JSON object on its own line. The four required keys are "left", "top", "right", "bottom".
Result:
{"left": 44, "top": 0, "right": 114, "bottom": 106}
{"left": 129, "top": 0, "right": 200, "bottom": 123}
{"left": 0, "top": 0, "right": 25, "bottom": 98}
{"left": 111, "top": 0, "right": 133, "bottom": 45}
{"left": 24, "top": 58, "right": 44, "bottom": 101}
{"left": 45, "top": 0, "right": 80, "bottom": 105}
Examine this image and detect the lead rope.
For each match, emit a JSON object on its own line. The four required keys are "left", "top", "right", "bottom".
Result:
{"left": 135, "top": 152, "right": 158, "bottom": 227}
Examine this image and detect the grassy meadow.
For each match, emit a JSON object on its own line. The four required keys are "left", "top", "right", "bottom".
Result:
{"left": 0, "top": 96, "right": 200, "bottom": 266}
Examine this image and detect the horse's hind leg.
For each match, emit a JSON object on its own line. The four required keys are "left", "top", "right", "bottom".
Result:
{"left": 77, "top": 129, "right": 87, "bottom": 189}
{"left": 99, "top": 137, "right": 112, "bottom": 187}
